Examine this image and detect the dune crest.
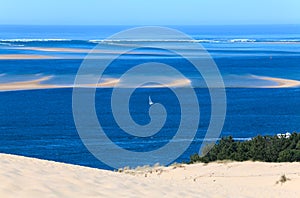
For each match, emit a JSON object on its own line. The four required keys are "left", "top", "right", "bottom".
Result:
{"left": 1, "top": 154, "right": 300, "bottom": 197}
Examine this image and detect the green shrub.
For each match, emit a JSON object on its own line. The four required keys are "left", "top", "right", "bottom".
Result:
{"left": 190, "top": 133, "right": 300, "bottom": 163}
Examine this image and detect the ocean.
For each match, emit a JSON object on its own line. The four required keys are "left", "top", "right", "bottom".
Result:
{"left": 0, "top": 25, "right": 299, "bottom": 169}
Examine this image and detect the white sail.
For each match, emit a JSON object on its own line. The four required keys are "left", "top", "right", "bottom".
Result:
{"left": 149, "top": 96, "right": 154, "bottom": 106}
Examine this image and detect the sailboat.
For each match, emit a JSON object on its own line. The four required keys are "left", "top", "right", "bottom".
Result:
{"left": 149, "top": 96, "right": 154, "bottom": 106}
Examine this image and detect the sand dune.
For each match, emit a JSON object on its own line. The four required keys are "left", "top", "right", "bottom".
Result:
{"left": 0, "top": 153, "right": 300, "bottom": 197}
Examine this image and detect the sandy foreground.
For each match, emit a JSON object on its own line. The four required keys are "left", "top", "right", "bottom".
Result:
{"left": 1, "top": 154, "right": 300, "bottom": 198}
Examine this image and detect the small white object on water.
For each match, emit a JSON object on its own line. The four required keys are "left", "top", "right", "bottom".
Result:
{"left": 149, "top": 96, "right": 154, "bottom": 106}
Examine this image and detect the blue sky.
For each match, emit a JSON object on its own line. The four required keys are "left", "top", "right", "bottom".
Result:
{"left": 1, "top": 0, "right": 300, "bottom": 25}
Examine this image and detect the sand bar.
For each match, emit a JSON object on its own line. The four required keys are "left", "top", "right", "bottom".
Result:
{"left": 251, "top": 75, "right": 300, "bottom": 88}
{"left": 0, "top": 76, "right": 60, "bottom": 91}
{"left": 0, "top": 76, "right": 193, "bottom": 92}
{"left": 0, "top": 54, "right": 56, "bottom": 59}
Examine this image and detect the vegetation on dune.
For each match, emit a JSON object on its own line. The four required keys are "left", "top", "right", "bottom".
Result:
{"left": 190, "top": 133, "right": 300, "bottom": 163}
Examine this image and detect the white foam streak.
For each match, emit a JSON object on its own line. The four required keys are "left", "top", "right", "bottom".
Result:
{"left": 0, "top": 39, "right": 72, "bottom": 42}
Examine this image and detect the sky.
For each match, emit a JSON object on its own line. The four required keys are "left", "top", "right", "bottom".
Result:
{"left": 1, "top": 0, "right": 300, "bottom": 25}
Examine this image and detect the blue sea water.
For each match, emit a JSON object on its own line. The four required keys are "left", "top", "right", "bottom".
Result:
{"left": 0, "top": 25, "right": 299, "bottom": 169}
